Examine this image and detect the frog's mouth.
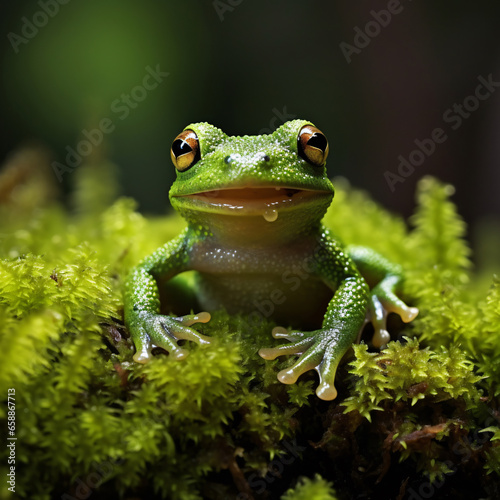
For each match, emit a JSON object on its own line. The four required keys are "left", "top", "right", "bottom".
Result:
{"left": 173, "top": 186, "right": 333, "bottom": 221}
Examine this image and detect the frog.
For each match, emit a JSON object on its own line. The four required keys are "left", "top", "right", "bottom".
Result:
{"left": 123, "top": 120, "right": 418, "bottom": 400}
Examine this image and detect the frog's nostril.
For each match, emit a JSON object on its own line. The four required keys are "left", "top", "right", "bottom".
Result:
{"left": 255, "top": 152, "right": 270, "bottom": 164}
{"left": 224, "top": 153, "right": 243, "bottom": 165}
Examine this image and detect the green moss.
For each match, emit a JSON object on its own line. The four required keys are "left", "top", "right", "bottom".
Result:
{"left": 0, "top": 171, "right": 499, "bottom": 499}
{"left": 281, "top": 475, "right": 338, "bottom": 500}
{"left": 342, "top": 338, "right": 482, "bottom": 419}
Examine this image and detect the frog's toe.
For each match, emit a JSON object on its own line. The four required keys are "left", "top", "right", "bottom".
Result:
{"left": 315, "top": 378, "right": 338, "bottom": 401}
{"left": 174, "top": 312, "right": 211, "bottom": 327}
{"left": 258, "top": 337, "right": 314, "bottom": 360}
{"left": 170, "top": 347, "right": 190, "bottom": 360}
{"left": 131, "top": 327, "right": 153, "bottom": 363}
{"left": 260, "top": 327, "right": 350, "bottom": 400}
{"left": 143, "top": 315, "right": 211, "bottom": 360}
{"left": 378, "top": 293, "right": 419, "bottom": 324}
{"left": 271, "top": 326, "right": 306, "bottom": 342}
{"left": 371, "top": 328, "right": 391, "bottom": 349}
{"left": 171, "top": 312, "right": 212, "bottom": 346}
{"left": 314, "top": 343, "right": 343, "bottom": 400}
{"left": 277, "top": 347, "right": 323, "bottom": 385}
{"left": 392, "top": 305, "right": 419, "bottom": 323}
{"left": 149, "top": 318, "right": 192, "bottom": 359}
{"left": 170, "top": 321, "right": 212, "bottom": 347}
{"left": 368, "top": 292, "right": 419, "bottom": 347}
{"left": 133, "top": 344, "right": 152, "bottom": 364}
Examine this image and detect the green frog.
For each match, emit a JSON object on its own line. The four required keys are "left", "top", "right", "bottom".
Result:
{"left": 123, "top": 120, "right": 418, "bottom": 400}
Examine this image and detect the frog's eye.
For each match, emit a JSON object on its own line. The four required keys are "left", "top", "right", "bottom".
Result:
{"left": 297, "top": 125, "right": 329, "bottom": 167}
{"left": 171, "top": 130, "right": 201, "bottom": 171}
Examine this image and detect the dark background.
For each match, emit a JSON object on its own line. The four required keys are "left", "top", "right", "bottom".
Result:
{"left": 1, "top": 0, "right": 499, "bottom": 262}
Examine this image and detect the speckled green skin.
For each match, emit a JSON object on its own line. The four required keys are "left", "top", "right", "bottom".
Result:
{"left": 124, "top": 120, "right": 418, "bottom": 400}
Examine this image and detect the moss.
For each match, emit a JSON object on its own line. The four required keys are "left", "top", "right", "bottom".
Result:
{"left": 0, "top": 166, "right": 499, "bottom": 499}
{"left": 281, "top": 475, "right": 338, "bottom": 500}
{"left": 342, "top": 338, "right": 482, "bottom": 418}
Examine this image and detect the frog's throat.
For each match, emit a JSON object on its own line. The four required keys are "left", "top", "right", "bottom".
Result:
{"left": 171, "top": 186, "right": 334, "bottom": 217}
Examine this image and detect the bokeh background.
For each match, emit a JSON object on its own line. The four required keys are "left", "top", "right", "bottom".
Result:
{"left": 1, "top": 0, "right": 499, "bottom": 267}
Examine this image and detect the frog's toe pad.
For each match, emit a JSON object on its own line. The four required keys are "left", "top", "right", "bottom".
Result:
{"left": 372, "top": 328, "right": 391, "bottom": 348}
{"left": 276, "top": 351, "right": 321, "bottom": 383}
{"left": 277, "top": 368, "right": 299, "bottom": 384}
{"left": 133, "top": 350, "right": 151, "bottom": 364}
{"left": 175, "top": 312, "right": 211, "bottom": 327}
{"left": 132, "top": 339, "right": 153, "bottom": 363}
{"left": 399, "top": 306, "right": 419, "bottom": 323}
{"left": 171, "top": 347, "right": 190, "bottom": 360}
{"left": 315, "top": 380, "right": 338, "bottom": 401}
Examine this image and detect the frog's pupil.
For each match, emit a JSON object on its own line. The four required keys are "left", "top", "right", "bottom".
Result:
{"left": 307, "top": 133, "right": 327, "bottom": 152}
{"left": 172, "top": 139, "right": 193, "bottom": 157}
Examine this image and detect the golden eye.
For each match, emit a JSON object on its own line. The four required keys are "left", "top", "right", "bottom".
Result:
{"left": 297, "top": 125, "right": 329, "bottom": 167}
{"left": 170, "top": 129, "right": 200, "bottom": 171}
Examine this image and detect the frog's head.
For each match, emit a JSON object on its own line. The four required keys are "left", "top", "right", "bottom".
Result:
{"left": 169, "top": 120, "right": 335, "bottom": 243}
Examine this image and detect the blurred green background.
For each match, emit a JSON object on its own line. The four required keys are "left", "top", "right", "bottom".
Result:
{"left": 1, "top": 0, "right": 499, "bottom": 253}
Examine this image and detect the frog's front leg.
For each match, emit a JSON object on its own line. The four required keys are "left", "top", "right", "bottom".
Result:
{"left": 259, "top": 232, "right": 369, "bottom": 401}
{"left": 124, "top": 230, "right": 212, "bottom": 363}
{"left": 347, "top": 245, "right": 419, "bottom": 348}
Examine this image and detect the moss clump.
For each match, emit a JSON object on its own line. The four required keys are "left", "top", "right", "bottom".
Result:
{"left": 342, "top": 338, "right": 483, "bottom": 482}
{"left": 0, "top": 165, "right": 499, "bottom": 499}
{"left": 342, "top": 338, "right": 482, "bottom": 419}
{"left": 281, "top": 475, "right": 337, "bottom": 500}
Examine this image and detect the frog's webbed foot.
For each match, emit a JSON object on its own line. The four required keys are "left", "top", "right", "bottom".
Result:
{"left": 259, "top": 327, "right": 345, "bottom": 401}
{"left": 132, "top": 311, "right": 212, "bottom": 363}
{"left": 368, "top": 282, "right": 419, "bottom": 348}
